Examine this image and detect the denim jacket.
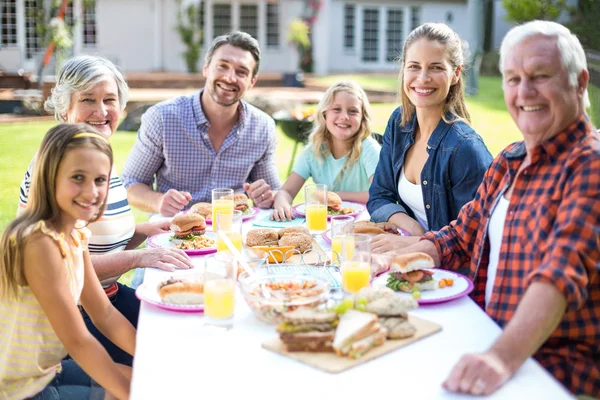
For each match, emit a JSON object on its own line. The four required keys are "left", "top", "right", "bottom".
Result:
{"left": 367, "top": 107, "right": 493, "bottom": 231}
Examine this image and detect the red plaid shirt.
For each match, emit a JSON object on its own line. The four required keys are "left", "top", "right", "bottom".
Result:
{"left": 425, "top": 115, "right": 600, "bottom": 396}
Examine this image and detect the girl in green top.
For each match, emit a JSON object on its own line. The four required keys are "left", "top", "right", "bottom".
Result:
{"left": 271, "top": 81, "right": 381, "bottom": 221}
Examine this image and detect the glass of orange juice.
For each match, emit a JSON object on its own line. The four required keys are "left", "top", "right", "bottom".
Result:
{"left": 340, "top": 234, "right": 372, "bottom": 293}
{"left": 304, "top": 184, "right": 328, "bottom": 235}
{"left": 211, "top": 188, "right": 234, "bottom": 230}
{"left": 204, "top": 252, "right": 237, "bottom": 329}
{"left": 330, "top": 215, "right": 355, "bottom": 265}
{"left": 216, "top": 209, "right": 243, "bottom": 252}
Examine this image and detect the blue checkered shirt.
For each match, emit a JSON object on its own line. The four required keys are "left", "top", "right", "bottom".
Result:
{"left": 121, "top": 90, "right": 281, "bottom": 205}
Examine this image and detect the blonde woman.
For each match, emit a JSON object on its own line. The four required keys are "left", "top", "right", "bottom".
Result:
{"left": 271, "top": 81, "right": 381, "bottom": 221}
{"left": 368, "top": 23, "right": 493, "bottom": 251}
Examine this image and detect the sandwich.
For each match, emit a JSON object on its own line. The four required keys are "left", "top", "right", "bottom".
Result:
{"left": 170, "top": 213, "right": 207, "bottom": 239}
{"left": 279, "top": 232, "right": 313, "bottom": 253}
{"left": 277, "top": 308, "right": 339, "bottom": 352}
{"left": 189, "top": 202, "right": 212, "bottom": 219}
{"left": 246, "top": 228, "right": 279, "bottom": 247}
{"left": 311, "top": 191, "right": 353, "bottom": 215}
{"left": 333, "top": 310, "right": 387, "bottom": 359}
{"left": 234, "top": 193, "right": 250, "bottom": 213}
{"left": 354, "top": 221, "right": 404, "bottom": 236}
{"left": 158, "top": 278, "right": 204, "bottom": 305}
{"left": 387, "top": 252, "right": 437, "bottom": 293}
{"left": 365, "top": 295, "right": 418, "bottom": 339}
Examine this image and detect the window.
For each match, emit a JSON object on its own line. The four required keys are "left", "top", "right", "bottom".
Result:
{"left": 411, "top": 6, "right": 421, "bottom": 31}
{"left": 24, "top": 0, "right": 41, "bottom": 59}
{"left": 343, "top": 4, "right": 355, "bottom": 50}
{"left": 386, "top": 9, "right": 403, "bottom": 61}
{"left": 362, "top": 8, "right": 379, "bottom": 62}
{"left": 212, "top": 4, "right": 231, "bottom": 38}
{"left": 1, "top": 0, "right": 17, "bottom": 46}
{"left": 82, "top": 3, "right": 97, "bottom": 46}
{"left": 240, "top": 4, "right": 258, "bottom": 39}
{"left": 266, "top": 3, "right": 279, "bottom": 48}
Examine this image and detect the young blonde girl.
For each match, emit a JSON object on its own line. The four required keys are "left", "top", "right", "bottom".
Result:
{"left": 271, "top": 81, "right": 381, "bottom": 221}
{"left": 0, "top": 124, "right": 134, "bottom": 400}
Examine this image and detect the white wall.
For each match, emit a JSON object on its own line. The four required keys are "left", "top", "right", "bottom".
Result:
{"left": 0, "top": 48, "right": 22, "bottom": 71}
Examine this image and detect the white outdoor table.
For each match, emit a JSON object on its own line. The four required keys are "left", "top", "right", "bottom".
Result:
{"left": 131, "top": 210, "right": 574, "bottom": 400}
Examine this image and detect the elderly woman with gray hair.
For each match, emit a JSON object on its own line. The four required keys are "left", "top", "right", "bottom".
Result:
{"left": 18, "top": 55, "right": 193, "bottom": 366}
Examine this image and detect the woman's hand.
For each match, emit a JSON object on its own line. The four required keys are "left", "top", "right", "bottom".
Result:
{"left": 371, "top": 234, "right": 420, "bottom": 254}
{"left": 271, "top": 205, "right": 294, "bottom": 221}
{"left": 136, "top": 220, "right": 172, "bottom": 238}
{"left": 134, "top": 247, "right": 193, "bottom": 271}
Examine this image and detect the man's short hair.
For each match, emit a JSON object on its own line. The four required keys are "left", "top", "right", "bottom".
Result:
{"left": 204, "top": 31, "right": 261, "bottom": 77}
{"left": 499, "top": 20, "right": 589, "bottom": 109}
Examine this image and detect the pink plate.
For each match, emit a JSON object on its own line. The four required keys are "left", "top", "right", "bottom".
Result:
{"left": 147, "top": 232, "right": 218, "bottom": 256}
{"left": 205, "top": 206, "right": 260, "bottom": 225}
{"left": 135, "top": 282, "right": 204, "bottom": 313}
{"left": 371, "top": 269, "right": 474, "bottom": 305}
{"left": 293, "top": 201, "right": 366, "bottom": 220}
{"left": 321, "top": 226, "right": 411, "bottom": 243}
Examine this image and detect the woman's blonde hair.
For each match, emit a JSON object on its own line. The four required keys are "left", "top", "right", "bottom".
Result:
{"left": 309, "top": 80, "right": 373, "bottom": 186}
{"left": 0, "top": 123, "right": 113, "bottom": 299}
{"left": 398, "top": 22, "right": 470, "bottom": 127}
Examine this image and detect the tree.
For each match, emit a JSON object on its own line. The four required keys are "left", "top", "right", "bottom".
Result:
{"left": 501, "top": 0, "right": 569, "bottom": 23}
{"left": 567, "top": 0, "right": 600, "bottom": 51}
{"left": 175, "top": 0, "right": 203, "bottom": 73}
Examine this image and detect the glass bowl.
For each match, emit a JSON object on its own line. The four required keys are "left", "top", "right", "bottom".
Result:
{"left": 239, "top": 268, "right": 330, "bottom": 324}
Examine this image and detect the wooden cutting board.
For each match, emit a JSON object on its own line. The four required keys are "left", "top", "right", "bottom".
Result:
{"left": 262, "top": 315, "right": 441, "bottom": 373}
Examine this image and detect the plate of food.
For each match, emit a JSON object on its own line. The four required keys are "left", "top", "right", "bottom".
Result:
{"left": 371, "top": 253, "right": 474, "bottom": 305}
{"left": 321, "top": 221, "right": 411, "bottom": 243}
{"left": 147, "top": 213, "right": 217, "bottom": 255}
{"left": 292, "top": 193, "right": 365, "bottom": 220}
{"left": 188, "top": 194, "right": 260, "bottom": 225}
{"left": 135, "top": 277, "right": 205, "bottom": 312}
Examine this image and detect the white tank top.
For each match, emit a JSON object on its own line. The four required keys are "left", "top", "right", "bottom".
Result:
{"left": 485, "top": 196, "right": 509, "bottom": 308}
{"left": 397, "top": 168, "right": 429, "bottom": 231}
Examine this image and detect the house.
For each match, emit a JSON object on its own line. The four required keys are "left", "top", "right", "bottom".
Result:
{"left": 0, "top": 0, "right": 520, "bottom": 76}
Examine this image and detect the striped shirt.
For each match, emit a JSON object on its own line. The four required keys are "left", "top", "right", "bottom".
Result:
{"left": 0, "top": 221, "right": 89, "bottom": 400}
{"left": 18, "top": 159, "right": 136, "bottom": 288}
{"left": 120, "top": 90, "right": 281, "bottom": 205}
{"left": 425, "top": 115, "right": 600, "bottom": 397}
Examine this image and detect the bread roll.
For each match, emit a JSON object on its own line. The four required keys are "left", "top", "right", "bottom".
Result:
{"left": 391, "top": 252, "right": 435, "bottom": 273}
{"left": 158, "top": 279, "right": 204, "bottom": 305}
{"left": 190, "top": 202, "right": 212, "bottom": 219}
{"left": 246, "top": 229, "right": 279, "bottom": 247}
{"left": 277, "top": 226, "right": 309, "bottom": 239}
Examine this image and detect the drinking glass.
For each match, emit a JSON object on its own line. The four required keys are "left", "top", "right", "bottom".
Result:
{"left": 330, "top": 215, "right": 355, "bottom": 265}
{"left": 304, "top": 184, "right": 328, "bottom": 235}
{"left": 204, "top": 251, "right": 237, "bottom": 330}
{"left": 340, "top": 234, "right": 372, "bottom": 293}
{"left": 216, "top": 210, "right": 243, "bottom": 252}
{"left": 211, "top": 188, "right": 234, "bottom": 228}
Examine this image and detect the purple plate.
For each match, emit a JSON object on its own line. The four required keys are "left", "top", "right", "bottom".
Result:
{"left": 371, "top": 269, "right": 474, "bottom": 305}
{"left": 135, "top": 282, "right": 204, "bottom": 313}
{"left": 321, "top": 226, "right": 411, "bottom": 243}
{"left": 205, "top": 206, "right": 260, "bottom": 225}
{"left": 293, "top": 201, "right": 366, "bottom": 220}
{"left": 147, "top": 232, "right": 218, "bottom": 256}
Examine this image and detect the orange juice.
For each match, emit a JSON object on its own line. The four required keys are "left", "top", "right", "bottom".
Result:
{"left": 212, "top": 199, "right": 234, "bottom": 228}
{"left": 341, "top": 261, "right": 370, "bottom": 293}
{"left": 204, "top": 279, "right": 235, "bottom": 319}
{"left": 306, "top": 204, "right": 327, "bottom": 232}
{"left": 217, "top": 232, "right": 243, "bottom": 252}
{"left": 331, "top": 235, "right": 355, "bottom": 265}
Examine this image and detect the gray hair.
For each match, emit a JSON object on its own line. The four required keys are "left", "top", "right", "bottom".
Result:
{"left": 499, "top": 20, "right": 590, "bottom": 109}
{"left": 204, "top": 31, "right": 261, "bottom": 77}
{"left": 45, "top": 55, "right": 130, "bottom": 122}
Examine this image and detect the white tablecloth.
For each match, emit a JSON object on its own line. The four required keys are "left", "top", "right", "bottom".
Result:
{"left": 131, "top": 210, "right": 574, "bottom": 400}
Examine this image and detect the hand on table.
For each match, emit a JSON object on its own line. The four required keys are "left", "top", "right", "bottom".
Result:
{"left": 371, "top": 233, "right": 420, "bottom": 254}
{"left": 135, "top": 247, "right": 194, "bottom": 272}
{"left": 158, "top": 189, "right": 191, "bottom": 216}
{"left": 443, "top": 351, "right": 512, "bottom": 396}
{"left": 270, "top": 205, "right": 294, "bottom": 221}
{"left": 244, "top": 180, "right": 273, "bottom": 208}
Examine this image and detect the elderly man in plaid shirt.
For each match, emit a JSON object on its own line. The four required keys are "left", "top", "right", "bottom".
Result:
{"left": 377, "top": 21, "right": 600, "bottom": 398}
{"left": 121, "top": 31, "right": 281, "bottom": 217}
